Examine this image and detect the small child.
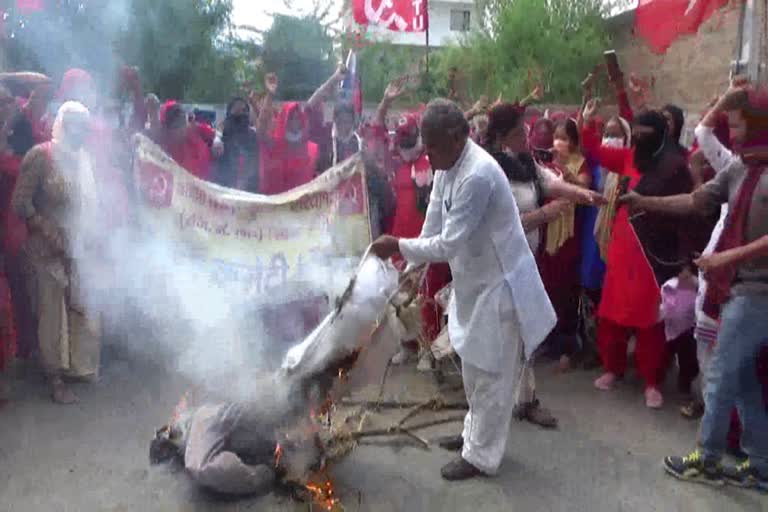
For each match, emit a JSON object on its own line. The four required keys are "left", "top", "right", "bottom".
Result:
{"left": 660, "top": 265, "right": 700, "bottom": 396}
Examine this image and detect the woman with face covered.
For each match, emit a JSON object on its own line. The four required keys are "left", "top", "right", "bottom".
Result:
{"left": 157, "top": 101, "right": 215, "bottom": 182}
{"left": 256, "top": 67, "right": 347, "bottom": 195}
{"left": 370, "top": 79, "right": 452, "bottom": 369}
{"left": 214, "top": 97, "right": 260, "bottom": 192}
{"left": 12, "top": 102, "right": 106, "bottom": 404}
{"left": 582, "top": 100, "right": 694, "bottom": 409}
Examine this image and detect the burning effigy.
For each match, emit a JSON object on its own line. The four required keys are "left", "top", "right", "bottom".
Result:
{"left": 150, "top": 253, "right": 410, "bottom": 505}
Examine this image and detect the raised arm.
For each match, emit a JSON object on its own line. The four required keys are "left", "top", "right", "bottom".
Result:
{"left": 581, "top": 98, "right": 631, "bottom": 174}
{"left": 696, "top": 79, "right": 749, "bottom": 174}
{"left": 375, "top": 77, "right": 408, "bottom": 128}
{"left": 256, "top": 73, "right": 278, "bottom": 140}
{"left": 519, "top": 85, "right": 544, "bottom": 109}
{"left": 306, "top": 62, "right": 347, "bottom": 111}
{"left": 118, "top": 66, "right": 147, "bottom": 134}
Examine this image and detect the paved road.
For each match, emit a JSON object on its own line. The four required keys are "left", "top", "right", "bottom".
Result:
{"left": 0, "top": 345, "right": 764, "bottom": 512}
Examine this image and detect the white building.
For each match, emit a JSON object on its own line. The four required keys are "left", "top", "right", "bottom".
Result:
{"left": 358, "top": 0, "right": 478, "bottom": 48}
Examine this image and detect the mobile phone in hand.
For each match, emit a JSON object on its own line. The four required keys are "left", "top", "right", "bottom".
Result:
{"left": 604, "top": 50, "right": 622, "bottom": 82}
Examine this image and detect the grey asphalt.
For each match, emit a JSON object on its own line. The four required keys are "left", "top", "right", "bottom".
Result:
{"left": 1, "top": 343, "right": 765, "bottom": 512}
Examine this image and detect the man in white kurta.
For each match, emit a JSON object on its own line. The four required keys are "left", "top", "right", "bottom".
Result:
{"left": 371, "top": 99, "right": 556, "bottom": 480}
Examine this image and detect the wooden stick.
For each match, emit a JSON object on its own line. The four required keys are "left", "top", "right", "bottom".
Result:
{"left": 402, "top": 430, "right": 431, "bottom": 450}
{"left": 373, "top": 359, "right": 392, "bottom": 409}
{"left": 397, "top": 401, "right": 432, "bottom": 427}
{"left": 351, "top": 415, "right": 465, "bottom": 439}
{"left": 341, "top": 399, "right": 468, "bottom": 410}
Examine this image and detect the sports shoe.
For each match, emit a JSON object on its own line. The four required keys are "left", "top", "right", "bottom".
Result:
{"left": 594, "top": 372, "right": 617, "bottom": 391}
{"left": 723, "top": 459, "right": 768, "bottom": 492}
{"left": 644, "top": 387, "right": 664, "bottom": 409}
{"left": 663, "top": 450, "right": 724, "bottom": 486}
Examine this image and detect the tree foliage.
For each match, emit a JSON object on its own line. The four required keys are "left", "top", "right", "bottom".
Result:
{"left": 430, "top": 0, "right": 615, "bottom": 104}
{"left": 1, "top": 0, "right": 246, "bottom": 102}
{"left": 260, "top": 14, "right": 335, "bottom": 101}
{"left": 115, "top": 0, "right": 236, "bottom": 101}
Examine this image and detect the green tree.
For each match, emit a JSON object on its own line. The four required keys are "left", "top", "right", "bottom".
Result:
{"left": 1, "top": 0, "right": 243, "bottom": 102}
{"left": 260, "top": 14, "right": 335, "bottom": 101}
{"left": 432, "top": 0, "right": 615, "bottom": 103}
{"left": 115, "top": 0, "right": 236, "bottom": 101}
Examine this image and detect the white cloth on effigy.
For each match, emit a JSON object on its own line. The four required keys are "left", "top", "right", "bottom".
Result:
{"left": 399, "top": 139, "right": 555, "bottom": 474}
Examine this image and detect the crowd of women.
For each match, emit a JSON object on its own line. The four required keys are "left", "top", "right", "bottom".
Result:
{"left": 0, "top": 59, "right": 766, "bottom": 490}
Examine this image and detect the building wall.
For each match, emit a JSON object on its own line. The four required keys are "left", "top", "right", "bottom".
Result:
{"left": 609, "top": 3, "right": 742, "bottom": 143}
{"left": 364, "top": 0, "right": 477, "bottom": 47}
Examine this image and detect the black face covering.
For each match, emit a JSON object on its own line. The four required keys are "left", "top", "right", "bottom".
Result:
{"left": 633, "top": 111, "right": 668, "bottom": 174}
{"left": 229, "top": 113, "right": 250, "bottom": 131}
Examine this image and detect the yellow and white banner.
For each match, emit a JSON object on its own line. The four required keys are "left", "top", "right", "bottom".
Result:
{"left": 131, "top": 134, "right": 372, "bottom": 303}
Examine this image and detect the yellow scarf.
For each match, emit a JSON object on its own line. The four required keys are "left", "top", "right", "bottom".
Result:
{"left": 545, "top": 153, "right": 585, "bottom": 255}
{"left": 594, "top": 172, "right": 620, "bottom": 261}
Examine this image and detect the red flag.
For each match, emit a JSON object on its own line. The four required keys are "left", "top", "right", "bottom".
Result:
{"left": 635, "top": 0, "right": 730, "bottom": 54}
{"left": 352, "top": 0, "right": 428, "bottom": 33}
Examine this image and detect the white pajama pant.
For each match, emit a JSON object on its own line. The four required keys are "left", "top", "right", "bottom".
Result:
{"left": 460, "top": 315, "right": 526, "bottom": 475}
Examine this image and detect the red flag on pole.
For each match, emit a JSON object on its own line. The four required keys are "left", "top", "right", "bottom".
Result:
{"left": 352, "top": 0, "right": 428, "bottom": 33}
{"left": 635, "top": 0, "right": 730, "bottom": 54}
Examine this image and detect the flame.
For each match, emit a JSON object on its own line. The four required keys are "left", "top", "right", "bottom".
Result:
{"left": 305, "top": 475, "right": 342, "bottom": 511}
{"left": 274, "top": 443, "right": 283, "bottom": 469}
{"left": 169, "top": 392, "right": 189, "bottom": 425}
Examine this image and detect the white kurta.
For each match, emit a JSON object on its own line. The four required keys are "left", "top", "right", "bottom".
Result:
{"left": 399, "top": 139, "right": 556, "bottom": 370}
{"left": 399, "top": 140, "right": 556, "bottom": 474}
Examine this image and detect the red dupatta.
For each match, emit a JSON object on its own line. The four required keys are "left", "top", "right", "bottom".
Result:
{"left": 260, "top": 102, "right": 318, "bottom": 195}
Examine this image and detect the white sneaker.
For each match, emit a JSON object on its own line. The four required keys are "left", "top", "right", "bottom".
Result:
{"left": 391, "top": 346, "right": 415, "bottom": 365}
{"left": 417, "top": 350, "right": 433, "bottom": 372}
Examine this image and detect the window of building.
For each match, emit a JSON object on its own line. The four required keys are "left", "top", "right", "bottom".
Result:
{"left": 450, "top": 9, "right": 471, "bottom": 32}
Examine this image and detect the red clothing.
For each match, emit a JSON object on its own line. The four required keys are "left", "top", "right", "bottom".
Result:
{"left": 597, "top": 319, "right": 666, "bottom": 387}
{"left": 259, "top": 103, "right": 319, "bottom": 195}
{"left": 162, "top": 124, "right": 213, "bottom": 182}
{"left": 388, "top": 154, "right": 431, "bottom": 239}
{"left": 421, "top": 263, "right": 452, "bottom": 342}
{"left": 0, "top": 272, "right": 15, "bottom": 372}
{"left": 0, "top": 154, "right": 27, "bottom": 256}
{"left": 582, "top": 125, "right": 662, "bottom": 328}
{"left": 387, "top": 146, "right": 449, "bottom": 343}
{"left": 0, "top": 154, "right": 21, "bottom": 371}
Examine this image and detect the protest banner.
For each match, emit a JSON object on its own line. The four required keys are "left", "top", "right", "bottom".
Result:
{"left": 131, "top": 134, "right": 373, "bottom": 344}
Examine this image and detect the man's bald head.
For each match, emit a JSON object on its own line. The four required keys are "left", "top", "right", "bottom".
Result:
{"left": 421, "top": 98, "right": 470, "bottom": 170}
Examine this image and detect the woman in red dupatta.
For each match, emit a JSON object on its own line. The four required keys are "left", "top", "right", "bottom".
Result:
{"left": 371, "top": 79, "right": 451, "bottom": 370}
{"left": 158, "top": 101, "right": 215, "bottom": 181}
{"left": 259, "top": 102, "right": 319, "bottom": 195}
{"left": 582, "top": 103, "right": 693, "bottom": 409}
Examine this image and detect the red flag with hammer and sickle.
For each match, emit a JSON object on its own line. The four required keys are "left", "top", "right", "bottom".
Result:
{"left": 352, "top": 0, "right": 428, "bottom": 33}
